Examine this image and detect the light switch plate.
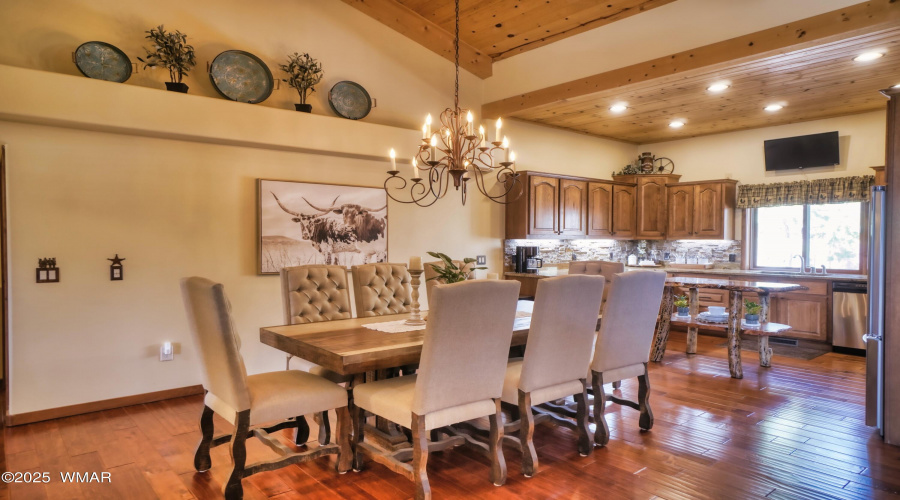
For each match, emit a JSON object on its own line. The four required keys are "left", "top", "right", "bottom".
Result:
{"left": 476, "top": 255, "right": 486, "bottom": 265}
{"left": 160, "top": 342, "right": 174, "bottom": 361}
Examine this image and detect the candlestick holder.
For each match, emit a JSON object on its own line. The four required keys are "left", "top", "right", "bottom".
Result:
{"left": 405, "top": 269, "right": 426, "bottom": 326}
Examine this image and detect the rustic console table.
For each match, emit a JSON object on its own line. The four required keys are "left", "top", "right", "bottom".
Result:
{"left": 650, "top": 276, "right": 807, "bottom": 379}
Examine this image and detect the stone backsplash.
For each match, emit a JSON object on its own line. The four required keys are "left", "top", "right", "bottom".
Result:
{"left": 504, "top": 239, "right": 742, "bottom": 269}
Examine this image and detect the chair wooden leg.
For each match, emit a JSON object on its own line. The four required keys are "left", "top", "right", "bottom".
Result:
{"left": 591, "top": 371, "right": 610, "bottom": 447}
{"left": 352, "top": 403, "right": 366, "bottom": 471}
{"left": 638, "top": 363, "right": 654, "bottom": 431}
{"left": 517, "top": 390, "right": 537, "bottom": 477}
{"left": 194, "top": 405, "right": 214, "bottom": 472}
{"left": 611, "top": 381, "right": 621, "bottom": 390}
{"left": 294, "top": 415, "right": 310, "bottom": 445}
{"left": 317, "top": 411, "right": 331, "bottom": 445}
{"left": 335, "top": 406, "right": 353, "bottom": 473}
{"left": 574, "top": 379, "right": 593, "bottom": 456}
{"left": 489, "top": 399, "right": 508, "bottom": 486}
{"left": 411, "top": 413, "right": 432, "bottom": 500}
{"left": 224, "top": 410, "right": 250, "bottom": 500}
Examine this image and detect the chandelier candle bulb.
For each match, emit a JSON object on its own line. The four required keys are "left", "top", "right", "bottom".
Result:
{"left": 509, "top": 151, "right": 516, "bottom": 163}
{"left": 426, "top": 114, "right": 432, "bottom": 137}
{"left": 389, "top": 148, "right": 396, "bottom": 171}
{"left": 422, "top": 124, "right": 427, "bottom": 139}
{"left": 495, "top": 118, "right": 502, "bottom": 143}
{"left": 466, "top": 111, "right": 474, "bottom": 135}
{"left": 478, "top": 125, "right": 485, "bottom": 146}
{"left": 412, "top": 158, "right": 419, "bottom": 179}
{"left": 429, "top": 134, "right": 437, "bottom": 159}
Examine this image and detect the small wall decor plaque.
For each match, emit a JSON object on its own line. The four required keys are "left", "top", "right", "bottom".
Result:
{"left": 36, "top": 258, "right": 59, "bottom": 283}
{"left": 108, "top": 254, "right": 125, "bottom": 281}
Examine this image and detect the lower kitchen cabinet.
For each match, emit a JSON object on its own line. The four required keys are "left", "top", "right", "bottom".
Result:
{"left": 769, "top": 294, "right": 829, "bottom": 342}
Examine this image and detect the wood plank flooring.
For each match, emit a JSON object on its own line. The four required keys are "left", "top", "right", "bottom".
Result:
{"left": 2, "top": 332, "right": 898, "bottom": 499}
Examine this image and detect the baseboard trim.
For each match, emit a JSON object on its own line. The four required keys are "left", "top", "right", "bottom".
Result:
{"left": 6, "top": 384, "right": 204, "bottom": 426}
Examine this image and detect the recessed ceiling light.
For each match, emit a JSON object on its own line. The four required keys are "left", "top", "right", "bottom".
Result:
{"left": 764, "top": 104, "right": 784, "bottom": 112}
{"left": 669, "top": 120, "right": 685, "bottom": 129}
{"left": 707, "top": 82, "right": 730, "bottom": 92}
{"left": 854, "top": 51, "right": 885, "bottom": 62}
{"left": 609, "top": 102, "right": 628, "bottom": 113}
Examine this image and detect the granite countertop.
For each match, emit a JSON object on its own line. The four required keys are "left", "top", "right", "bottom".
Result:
{"left": 504, "top": 266, "right": 866, "bottom": 282}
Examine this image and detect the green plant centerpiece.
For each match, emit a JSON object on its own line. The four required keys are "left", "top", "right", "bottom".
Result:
{"left": 426, "top": 252, "right": 486, "bottom": 284}
{"left": 674, "top": 295, "right": 690, "bottom": 317}
{"left": 280, "top": 52, "right": 323, "bottom": 113}
{"left": 138, "top": 25, "right": 196, "bottom": 93}
{"left": 743, "top": 299, "right": 762, "bottom": 324}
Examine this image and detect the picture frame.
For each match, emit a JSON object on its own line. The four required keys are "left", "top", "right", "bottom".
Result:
{"left": 257, "top": 179, "right": 389, "bottom": 275}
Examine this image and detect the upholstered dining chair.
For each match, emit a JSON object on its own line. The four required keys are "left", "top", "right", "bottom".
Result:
{"left": 589, "top": 270, "right": 666, "bottom": 447}
{"left": 500, "top": 274, "right": 605, "bottom": 476}
{"left": 351, "top": 279, "right": 522, "bottom": 500}
{"left": 351, "top": 263, "right": 413, "bottom": 317}
{"left": 568, "top": 260, "right": 624, "bottom": 309}
{"left": 181, "top": 277, "right": 352, "bottom": 500}
{"left": 280, "top": 265, "right": 353, "bottom": 446}
{"left": 423, "top": 259, "right": 474, "bottom": 304}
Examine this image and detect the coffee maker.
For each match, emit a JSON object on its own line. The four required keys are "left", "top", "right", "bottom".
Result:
{"left": 515, "top": 246, "right": 542, "bottom": 274}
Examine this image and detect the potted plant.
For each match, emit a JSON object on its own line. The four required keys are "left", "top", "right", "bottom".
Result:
{"left": 138, "top": 25, "right": 196, "bottom": 93}
{"left": 674, "top": 295, "right": 690, "bottom": 317}
{"left": 426, "top": 252, "right": 486, "bottom": 284}
{"left": 280, "top": 52, "right": 323, "bottom": 113}
{"left": 744, "top": 299, "right": 762, "bottom": 324}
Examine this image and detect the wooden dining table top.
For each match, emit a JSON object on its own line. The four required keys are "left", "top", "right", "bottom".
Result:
{"left": 665, "top": 276, "right": 807, "bottom": 293}
{"left": 260, "top": 313, "right": 537, "bottom": 376}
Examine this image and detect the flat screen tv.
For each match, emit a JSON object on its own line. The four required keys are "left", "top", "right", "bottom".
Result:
{"left": 763, "top": 131, "right": 839, "bottom": 171}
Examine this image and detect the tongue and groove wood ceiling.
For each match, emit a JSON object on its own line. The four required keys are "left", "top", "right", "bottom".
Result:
{"left": 343, "top": 0, "right": 900, "bottom": 143}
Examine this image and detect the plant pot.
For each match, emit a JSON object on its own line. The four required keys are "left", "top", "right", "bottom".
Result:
{"left": 295, "top": 104, "right": 312, "bottom": 113}
{"left": 165, "top": 82, "right": 189, "bottom": 93}
{"left": 745, "top": 313, "right": 760, "bottom": 324}
{"left": 677, "top": 306, "right": 690, "bottom": 316}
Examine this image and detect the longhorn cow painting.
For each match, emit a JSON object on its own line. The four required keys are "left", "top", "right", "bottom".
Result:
{"left": 258, "top": 179, "right": 388, "bottom": 274}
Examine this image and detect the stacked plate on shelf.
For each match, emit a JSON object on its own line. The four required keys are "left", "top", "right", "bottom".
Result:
{"left": 697, "top": 307, "right": 729, "bottom": 324}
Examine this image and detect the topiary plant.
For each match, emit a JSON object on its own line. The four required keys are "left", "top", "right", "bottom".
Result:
{"left": 743, "top": 299, "right": 762, "bottom": 315}
{"left": 426, "top": 252, "right": 486, "bottom": 284}
{"left": 138, "top": 25, "right": 196, "bottom": 84}
{"left": 280, "top": 52, "right": 323, "bottom": 105}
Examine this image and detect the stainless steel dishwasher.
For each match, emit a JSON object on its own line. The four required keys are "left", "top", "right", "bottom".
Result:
{"left": 833, "top": 281, "right": 867, "bottom": 350}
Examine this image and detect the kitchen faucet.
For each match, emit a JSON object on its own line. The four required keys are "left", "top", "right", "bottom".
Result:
{"left": 792, "top": 254, "right": 811, "bottom": 274}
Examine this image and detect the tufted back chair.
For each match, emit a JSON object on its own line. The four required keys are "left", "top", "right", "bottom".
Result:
{"left": 351, "top": 263, "right": 413, "bottom": 317}
{"left": 568, "top": 260, "right": 625, "bottom": 309}
{"left": 280, "top": 265, "right": 353, "bottom": 325}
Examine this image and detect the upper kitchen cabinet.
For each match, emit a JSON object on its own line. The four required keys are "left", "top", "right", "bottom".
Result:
{"left": 506, "top": 172, "right": 587, "bottom": 239}
{"left": 588, "top": 181, "right": 635, "bottom": 238}
{"left": 613, "top": 174, "right": 681, "bottom": 239}
{"left": 667, "top": 180, "right": 738, "bottom": 240}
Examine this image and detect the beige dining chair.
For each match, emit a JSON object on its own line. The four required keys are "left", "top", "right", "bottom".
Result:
{"left": 590, "top": 270, "right": 666, "bottom": 447}
{"left": 351, "top": 279, "right": 521, "bottom": 500}
{"left": 351, "top": 263, "right": 413, "bottom": 317}
{"left": 568, "top": 260, "right": 624, "bottom": 309}
{"left": 423, "top": 259, "right": 473, "bottom": 304}
{"left": 181, "top": 277, "right": 352, "bottom": 500}
{"left": 500, "top": 274, "right": 605, "bottom": 476}
{"left": 281, "top": 264, "right": 353, "bottom": 446}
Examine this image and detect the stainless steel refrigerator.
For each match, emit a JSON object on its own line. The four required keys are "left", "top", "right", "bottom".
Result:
{"left": 866, "top": 185, "right": 886, "bottom": 434}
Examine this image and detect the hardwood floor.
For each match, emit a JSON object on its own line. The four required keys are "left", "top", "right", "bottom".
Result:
{"left": 2, "top": 332, "right": 898, "bottom": 499}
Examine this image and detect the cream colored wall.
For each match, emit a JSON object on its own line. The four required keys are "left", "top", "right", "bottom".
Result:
{"left": 639, "top": 111, "right": 887, "bottom": 184}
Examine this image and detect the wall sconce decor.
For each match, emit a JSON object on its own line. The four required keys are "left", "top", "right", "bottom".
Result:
{"left": 108, "top": 254, "right": 125, "bottom": 281}
{"left": 36, "top": 258, "right": 59, "bottom": 283}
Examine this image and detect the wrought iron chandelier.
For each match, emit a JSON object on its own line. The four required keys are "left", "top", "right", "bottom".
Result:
{"left": 385, "top": 0, "right": 522, "bottom": 207}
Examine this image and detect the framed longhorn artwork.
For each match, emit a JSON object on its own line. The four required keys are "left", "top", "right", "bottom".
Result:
{"left": 257, "top": 179, "right": 389, "bottom": 274}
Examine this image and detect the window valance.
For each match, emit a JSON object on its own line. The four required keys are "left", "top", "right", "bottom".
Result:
{"left": 736, "top": 175, "right": 875, "bottom": 209}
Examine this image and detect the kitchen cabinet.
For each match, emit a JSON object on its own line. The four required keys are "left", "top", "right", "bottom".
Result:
{"left": 667, "top": 180, "right": 737, "bottom": 239}
{"left": 559, "top": 178, "right": 587, "bottom": 236}
{"left": 506, "top": 172, "right": 588, "bottom": 239}
{"left": 528, "top": 175, "right": 559, "bottom": 236}
{"left": 587, "top": 182, "right": 635, "bottom": 238}
{"left": 769, "top": 294, "right": 829, "bottom": 342}
{"left": 613, "top": 174, "right": 681, "bottom": 239}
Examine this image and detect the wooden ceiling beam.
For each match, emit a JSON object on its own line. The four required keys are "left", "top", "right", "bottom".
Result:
{"left": 482, "top": 0, "right": 900, "bottom": 118}
{"left": 340, "top": 0, "right": 492, "bottom": 79}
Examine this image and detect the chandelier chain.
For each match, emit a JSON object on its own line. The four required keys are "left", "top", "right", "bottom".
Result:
{"left": 454, "top": 0, "right": 460, "bottom": 111}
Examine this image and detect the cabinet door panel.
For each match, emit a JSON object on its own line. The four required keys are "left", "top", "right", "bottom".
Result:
{"left": 588, "top": 182, "right": 613, "bottom": 237}
{"left": 667, "top": 185, "right": 694, "bottom": 239}
{"left": 637, "top": 178, "right": 667, "bottom": 238}
{"left": 559, "top": 179, "right": 588, "bottom": 236}
{"left": 612, "top": 184, "right": 636, "bottom": 238}
{"left": 529, "top": 175, "right": 559, "bottom": 236}
{"left": 694, "top": 183, "right": 724, "bottom": 237}
{"left": 770, "top": 295, "right": 828, "bottom": 341}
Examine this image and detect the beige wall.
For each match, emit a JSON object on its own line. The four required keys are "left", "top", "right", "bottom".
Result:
{"left": 639, "top": 111, "right": 887, "bottom": 184}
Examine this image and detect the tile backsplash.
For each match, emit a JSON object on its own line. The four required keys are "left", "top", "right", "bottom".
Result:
{"left": 504, "top": 239, "right": 742, "bottom": 269}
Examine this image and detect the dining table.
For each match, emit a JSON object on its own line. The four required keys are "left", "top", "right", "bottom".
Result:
{"left": 260, "top": 308, "right": 564, "bottom": 450}
{"left": 650, "top": 276, "right": 806, "bottom": 379}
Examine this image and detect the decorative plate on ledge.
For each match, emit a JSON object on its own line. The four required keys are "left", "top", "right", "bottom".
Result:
{"left": 328, "top": 81, "right": 372, "bottom": 120}
{"left": 74, "top": 41, "right": 132, "bottom": 83}
{"left": 209, "top": 50, "right": 274, "bottom": 104}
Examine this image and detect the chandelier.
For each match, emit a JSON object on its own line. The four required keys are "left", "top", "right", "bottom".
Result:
{"left": 385, "top": 0, "right": 522, "bottom": 207}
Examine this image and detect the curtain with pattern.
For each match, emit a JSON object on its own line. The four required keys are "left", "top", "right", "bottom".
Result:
{"left": 736, "top": 175, "right": 875, "bottom": 209}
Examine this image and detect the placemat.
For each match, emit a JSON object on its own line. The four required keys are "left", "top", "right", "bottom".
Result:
{"left": 363, "top": 320, "right": 426, "bottom": 333}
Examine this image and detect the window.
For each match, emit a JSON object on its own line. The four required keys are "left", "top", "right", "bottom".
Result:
{"left": 750, "top": 202, "right": 865, "bottom": 273}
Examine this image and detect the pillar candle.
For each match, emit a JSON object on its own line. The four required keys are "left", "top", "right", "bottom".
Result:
{"left": 409, "top": 256, "right": 423, "bottom": 270}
